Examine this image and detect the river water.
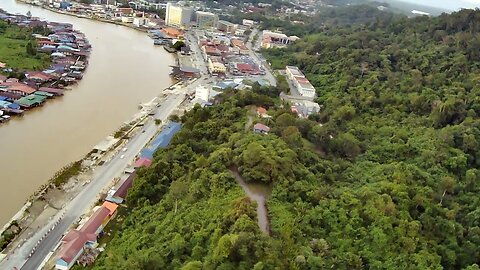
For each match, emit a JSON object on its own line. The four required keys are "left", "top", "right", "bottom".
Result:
{"left": 230, "top": 167, "right": 271, "bottom": 235}
{"left": 0, "top": 0, "right": 175, "bottom": 227}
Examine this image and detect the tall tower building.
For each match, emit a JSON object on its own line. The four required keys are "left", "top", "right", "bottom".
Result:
{"left": 165, "top": 3, "right": 193, "bottom": 27}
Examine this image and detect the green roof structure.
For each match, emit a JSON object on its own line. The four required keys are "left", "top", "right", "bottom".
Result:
{"left": 17, "top": 94, "right": 47, "bottom": 108}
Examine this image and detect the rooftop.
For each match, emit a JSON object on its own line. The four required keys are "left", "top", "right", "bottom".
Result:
{"left": 253, "top": 123, "right": 270, "bottom": 132}
{"left": 113, "top": 172, "right": 136, "bottom": 199}
{"left": 79, "top": 206, "right": 110, "bottom": 235}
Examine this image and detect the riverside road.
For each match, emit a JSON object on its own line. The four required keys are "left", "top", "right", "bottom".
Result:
{"left": 0, "top": 92, "right": 186, "bottom": 270}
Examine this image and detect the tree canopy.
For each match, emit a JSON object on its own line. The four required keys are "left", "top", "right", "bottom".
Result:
{"left": 89, "top": 7, "right": 480, "bottom": 270}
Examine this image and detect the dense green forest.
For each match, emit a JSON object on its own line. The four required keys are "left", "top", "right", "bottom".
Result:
{"left": 90, "top": 7, "right": 480, "bottom": 270}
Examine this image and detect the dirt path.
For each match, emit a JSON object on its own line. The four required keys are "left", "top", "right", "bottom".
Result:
{"left": 245, "top": 115, "right": 253, "bottom": 132}
{"left": 230, "top": 166, "right": 271, "bottom": 235}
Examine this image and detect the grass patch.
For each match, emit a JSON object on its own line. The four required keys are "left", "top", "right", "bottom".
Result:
{"left": 0, "top": 220, "right": 21, "bottom": 251}
{"left": 113, "top": 124, "right": 132, "bottom": 138}
{"left": 0, "top": 20, "right": 51, "bottom": 70}
{"left": 50, "top": 160, "right": 83, "bottom": 187}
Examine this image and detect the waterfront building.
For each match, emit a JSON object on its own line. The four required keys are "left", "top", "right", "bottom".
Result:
{"left": 0, "top": 81, "right": 36, "bottom": 96}
{"left": 133, "top": 17, "right": 148, "bottom": 27}
{"left": 195, "top": 11, "right": 218, "bottom": 29}
{"left": 165, "top": 3, "right": 193, "bottom": 27}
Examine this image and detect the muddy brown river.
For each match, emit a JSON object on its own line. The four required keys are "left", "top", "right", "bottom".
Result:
{"left": 0, "top": 0, "right": 175, "bottom": 227}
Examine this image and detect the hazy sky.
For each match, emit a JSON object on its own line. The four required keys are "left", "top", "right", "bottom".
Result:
{"left": 399, "top": 0, "right": 480, "bottom": 10}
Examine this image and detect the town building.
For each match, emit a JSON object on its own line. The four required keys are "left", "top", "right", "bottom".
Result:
{"left": 290, "top": 100, "right": 321, "bottom": 118}
{"left": 0, "top": 81, "right": 36, "bottom": 96}
{"left": 261, "top": 30, "right": 299, "bottom": 49}
{"left": 242, "top": 19, "right": 255, "bottom": 26}
{"left": 253, "top": 123, "right": 270, "bottom": 134}
{"left": 195, "top": 11, "right": 218, "bottom": 28}
{"left": 162, "top": 27, "right": 183, "bottom": 38}
{"left": 133, "top": 17, "right": 148, "bottom": 27}
{"left": 208, "top": 57, "right": 227, "bottom": 74}
{"left": 106, "top": 173, "right": 136, "bottom": 204}
{"left": 195, "top": 85, "right": 210, "bottom": 102}
{"left": 165, "top": 3, "right": 193, "bottom": 27}
{"left": 55, "top": 206, "right": 111, "bottom": 270}
{"left": 230, "top": 39, "right": 249, "bottom": 55}
{"left": 217, "top": 20, "right": 237, "bottom": 34}
{"left": 285, "top": 66, "right": 316, "bottom": 98}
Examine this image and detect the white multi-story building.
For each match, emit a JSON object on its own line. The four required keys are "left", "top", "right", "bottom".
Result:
{"left": 285, "top": 66, "right": 316, "bottom": 98}
{"left": 261, "top": 30, "right": 299, "bottom": 49}
{"left": 195, "top": 85, "right": 210, "bottom": 102}
{"left": 165, "top": 3, "right": 193, "bottom": 27}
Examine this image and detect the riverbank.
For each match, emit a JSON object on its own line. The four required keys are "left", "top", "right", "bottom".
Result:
{"left": 0, "top": 79, "right": 185, "bottom": 257}
{"left": 0, "top": 0, "right": 177, "bottom": 232}
{"left": 17, "top": 0, "right": 151, "bottom": 33}
{"left": 0, "top": 8, "right": 91, "bottom": 123}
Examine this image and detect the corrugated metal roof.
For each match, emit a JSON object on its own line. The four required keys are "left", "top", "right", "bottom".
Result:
{"left": 140, "top": 121, "right": 181, "bottom": 159}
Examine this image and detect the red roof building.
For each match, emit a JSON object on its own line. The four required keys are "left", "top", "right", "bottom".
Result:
{"left": 0, "top": 81, "right": 36, "bottom": 96}
{"left": 203, "top": 45, "right": 221, "bottom": 56}
{"left": 236, "top": 63, "right": 255, "bottom": 73}
{"left": 162, "top": 27, "right": 183, "bottom": 38}
{"left": 56, "top": 206, "right": 112, "bottom": 269}
{"left": 134, "top": 157, "right": 152, "bottom": 168}
{"left": 106, "top": 173, "right": 136, "bottom": 204}
{"left": 56, "top": 230, "right": 96, "bottom": 269}
{"left": 102, "top": 201, "right": 119, "bottom": 217}
{"left": 257, "top": 107, "right": 267, "bottom": 117}
{"left": 79, "top": 207, "right": 110, "bottom": 235}
{"left": 231, "top": 39, "right": 249, "bottom": 54}
{"left": 26, "top": 71, "right": 54, "bottom": 82}
{"left": 253, "top": 123, "right": 270, "bottom": 134}
{"left": 117, "top": 7, "right": 134, "bottom": 15}
{"left": 39, "top": 87, "right": 64, "bottom": 96}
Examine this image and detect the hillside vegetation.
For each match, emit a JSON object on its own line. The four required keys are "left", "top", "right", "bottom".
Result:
{"left": 91, "top": 7, "right": 480, "bottom": 270}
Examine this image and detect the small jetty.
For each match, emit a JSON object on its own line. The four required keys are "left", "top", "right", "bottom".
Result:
{"left": 0, "top": 8, "right": 90, "bottom": 123}
{"left": 164, "top": 46, "right": 177, "bottom": 53}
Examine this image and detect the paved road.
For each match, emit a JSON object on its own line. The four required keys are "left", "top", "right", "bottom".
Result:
{"left": 0, "top": 93, "right": 186, "bottom": 270}
{"left": 245, "top": 28, "right": 277, "bottom": 86}
{"left": 185, "top": 31, "right": 209, "bottom": 75}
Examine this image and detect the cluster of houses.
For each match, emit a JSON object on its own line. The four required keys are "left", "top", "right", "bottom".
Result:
{"left": 196, "top": 33, "right": 264, "bottom": 77}
{"left": 0, "top": 10, "right": 90, "bottom": 122}
{"left": 33, "top": 0, "right": 166, "bottom": 29}
{"left": 55, "top": 121, "right": 182, "bottom": 270}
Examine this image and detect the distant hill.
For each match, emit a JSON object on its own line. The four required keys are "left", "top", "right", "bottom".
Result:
{"left": 320, "top": 0, "right": 451, "bottom": 16}
{"left": 375, "top": 0, "right": 451, "bottom": 16}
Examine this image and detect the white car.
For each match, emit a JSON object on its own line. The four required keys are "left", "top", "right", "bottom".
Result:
{"left": 120, "top": 155, "right": 125, "bottom": 159}
{"left": 122, "top": 147, "right": 127, "bottom": 152}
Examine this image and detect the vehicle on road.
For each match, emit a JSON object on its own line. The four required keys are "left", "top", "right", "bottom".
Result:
{"left": 120, "top": 155, "right": 125, "bottom": 159}
{"left": 122, "top": 148, "right": 127, "bottom": 152}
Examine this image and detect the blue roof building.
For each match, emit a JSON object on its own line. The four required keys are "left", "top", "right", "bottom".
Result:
{"left": 140, "top": 121, "right": 182, "bottom": 159}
